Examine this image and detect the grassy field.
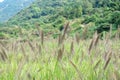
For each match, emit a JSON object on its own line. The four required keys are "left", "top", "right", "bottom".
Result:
{"left": 0, "top": 24, "right": 120, "bottom": 80}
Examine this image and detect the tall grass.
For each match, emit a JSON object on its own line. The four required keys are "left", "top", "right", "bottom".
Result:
{"left": 0, "top": 24, "right": 120, "bottom": 80}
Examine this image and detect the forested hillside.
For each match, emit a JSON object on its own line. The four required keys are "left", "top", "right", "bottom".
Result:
{"left": 1, "top": 0, "right": 120, "bottom": 39}
{"left": 0, "top": 0, "right": 35, "bottom": 22}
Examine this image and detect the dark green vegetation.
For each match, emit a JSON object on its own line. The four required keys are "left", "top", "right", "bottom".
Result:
{"left": 0, "top": 0, "right": 120, "bottom": 39}
{"left": 0, "top": 0, "right": 34, "bottom": 22}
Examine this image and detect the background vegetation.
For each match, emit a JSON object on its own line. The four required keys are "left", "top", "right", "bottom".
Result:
{"left": 0, "top": 0, "right": 120, "bottom": 39}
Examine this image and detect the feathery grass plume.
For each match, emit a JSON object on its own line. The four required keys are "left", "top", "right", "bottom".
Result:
{"left": 14, "top": 58, "right": 26, "bottom": 80}
{"left": 88, "top": 31, "right": 99, "bottom": 54}
{"left": 88, "top": 39, "right": 94, "bottom": 54}
{"left": 36, "top": 43, "right": 41, "bottom": 54}
{"left": 21, "top": 43, "right": 26, "bottom": 57}
{"left": 103, "top": 51, "right": 112, "bottom": 70}
{"left": 0, "top": 41, "right": 7, "bottom": 50}
{"left": 0, "top": 51, "right": 6, "bottom": 61}
{"left": 75, "top": 33, "right": 80, "bottom": 44}
{"left": 115, "top": 27, "right": 120, "bottom": 39}
{"left": 35, "top": 23, "right": 41, "bottom": 36}
{"left": 11, "top": 42, "right": 14, "bottom": 53}
{"left": 14, "top": 41, "right": 19, "bottom": 54}
{"left": 57, "top": 45, "right": 64, "bottom": 61}
{"left": 40, "top": 30, "right": 44, "bottom": 45}
{"left": 94, "top": 31, "right": 99, "bottom": 46}
{"left": 80, "top": 51, "right": 84, "bottom": 64}
{"left": 58, "top": 34, "right": 62, "bottom": 45}
{"left": 94, "top": 59, "right": 101, "bottom": 70}
{"left": 115, "top": 31, "right": 119, "bottom": 40}
{"left": 60, "top": 22, "right": 69, "bottom": 44}
{"left": 105, "top": 32, "right": 110, "bottom": 45}
{"left": 69, "top": 60, "right": 83, "bottom": 80}
{"left": 103, "top": 57, "right": 111, "bottom": 70}
{"left": 0, "top": 47, "right": 8, "bottom": 61}
{"left": 109, "top": 24, "right": 112, "bottom": 38}
{"left": 82, "top": 25, "right": 88, "bottom": 39}
{"left": 27, "top": 73, "right": 32, "bottom": 80}
{"left": 70, "top": 40, "right": 74, "bottom": 55}
{"left": 57, "top": 49, "right": 62, "bottom": 61}
{"left": 105, "top": 51, "right": 112, "bottom": 61}
{"left": 28, "top": 41, "right": 35, "bottom": 53}
{"left": 36, "top": 24, "right": 44, "bottom": 45}
{"left": 118, "top": 27, "right": 120, "bottom": 39}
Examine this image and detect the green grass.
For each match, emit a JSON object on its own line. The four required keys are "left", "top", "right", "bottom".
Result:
{"left": 0, "top": 37, "right": 120, "bottom": 80}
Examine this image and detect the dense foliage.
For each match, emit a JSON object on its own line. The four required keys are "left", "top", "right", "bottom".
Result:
{"left": 0, "top": 0, "right": 120, "bottom": 39}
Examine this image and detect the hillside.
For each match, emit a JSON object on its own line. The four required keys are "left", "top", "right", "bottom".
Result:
{"left": 1, "top": 0, "right": 120, "bottom": 39}
{"left": 0, "top": 0, "right": 35, "bottom": 22}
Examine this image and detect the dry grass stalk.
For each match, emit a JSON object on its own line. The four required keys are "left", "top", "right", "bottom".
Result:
{"left": 41, "top": 30, "right": 44, "bottom": 45}
{"left": 103, "top": 56, "right": 111, "bottom": 70}
{"left": 69, "top": 60, "right": 82, "bottom": 80}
